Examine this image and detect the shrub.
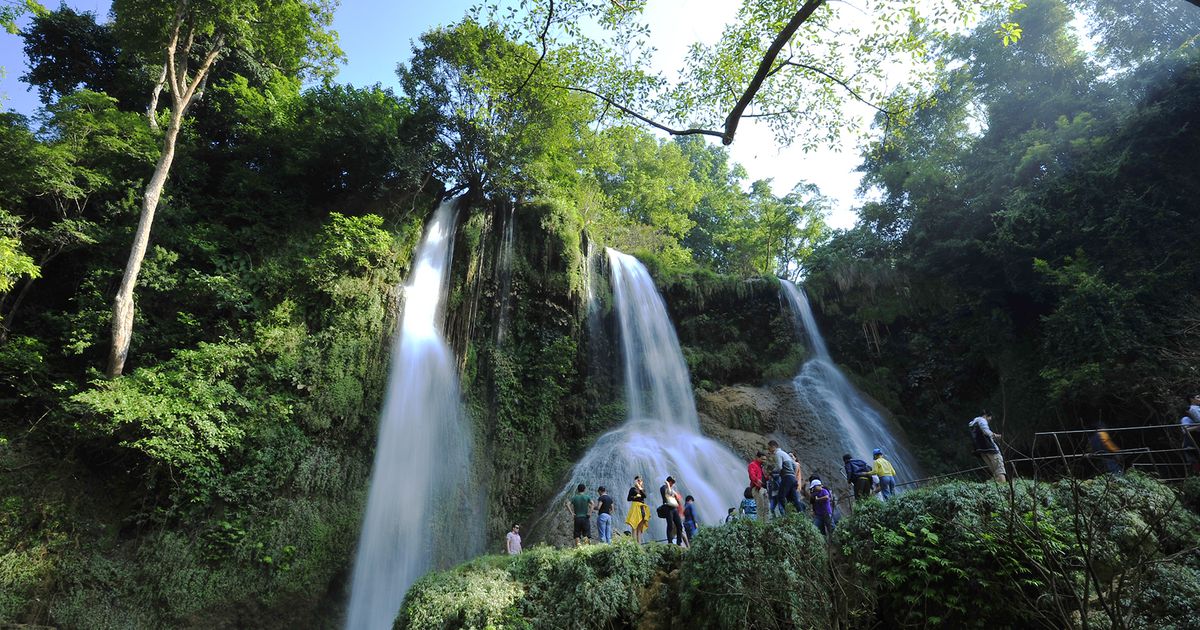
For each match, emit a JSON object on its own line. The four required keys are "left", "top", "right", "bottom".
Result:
{"left": 679, "top": 515, "right": 833, "bottom": 629}
{"left": 398, "top": 541, "right": 683, "bottom": 630}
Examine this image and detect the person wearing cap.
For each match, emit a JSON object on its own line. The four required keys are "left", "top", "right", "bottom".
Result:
{"left": 659, "top": 475, "right": 685, "bottom": 545}
{"left": 506, "top": 524, "right": 522, "bottom": 554}
{"left": 809, "top": 479, "right": 834, "bottom": 536}
{"left": 871, "top": 448, "right": 897, "bottom": 500}
{"left": 969, "top": 411, "right": 1006, "bottom": 483}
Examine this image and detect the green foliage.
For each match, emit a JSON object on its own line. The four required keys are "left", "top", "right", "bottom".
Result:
{"left": 679, "top": 515, "right": 834, "bottom": 629}
{"left": 835, "top": 475, "right": 1200, "bottom": 628}
{"left": 399, "top": 541, "right": 683, "bottom": 630}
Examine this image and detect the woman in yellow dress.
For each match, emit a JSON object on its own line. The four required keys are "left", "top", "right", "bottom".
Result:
{"left": 625, "top": 475, "right": 650, "bottom": 543}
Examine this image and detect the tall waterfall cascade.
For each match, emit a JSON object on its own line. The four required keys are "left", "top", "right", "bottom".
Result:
{"left": 345, "top": 201, "right": 480, "bottom": 630}
{"left": 554, "top": 249, "right": 746, "bottom": 539}
{"left": 780, "top": 280, "right": 920, "bottom": 483}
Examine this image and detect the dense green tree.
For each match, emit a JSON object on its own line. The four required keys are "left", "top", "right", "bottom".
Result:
{"left": 105, "top": 0, "right": 342, "bottom": 376}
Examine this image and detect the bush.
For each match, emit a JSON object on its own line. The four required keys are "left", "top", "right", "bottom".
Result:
{"left": 398, "top": 541, "right": 683, "bottom": 630}
{"left": 835, "top": 475, "right": 1200, "bottom": 629}
{"left": 678, "top": 515, "right": 833, "bottom": 629}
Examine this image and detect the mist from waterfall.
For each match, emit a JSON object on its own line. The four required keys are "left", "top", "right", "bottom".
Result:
{"left": 780, "top": 279, "right": 920, "bottom": 482}
{"left": 345, "top": 201, "right": 479, "bottom": 630}
{"left": 554, "top": 249, "right": 746, "bottom": 540}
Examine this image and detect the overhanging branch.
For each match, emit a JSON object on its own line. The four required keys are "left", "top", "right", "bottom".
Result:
{"left": 549, "top": 84, "right": 725, "bottom": 139}
{"left": 721, "top": 0, "right": 825, "bottom": 144}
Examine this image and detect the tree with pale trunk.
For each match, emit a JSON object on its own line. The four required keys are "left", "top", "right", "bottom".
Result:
{"left": 105, "top": 0, "right": 340, "bottom": 377}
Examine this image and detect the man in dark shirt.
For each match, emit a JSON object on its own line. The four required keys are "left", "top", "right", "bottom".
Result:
{"left": 567, "top": 484, "right": 593, "bottom": 546}
{"left": 596, "top": 486, "right": 615, "bottom": 543}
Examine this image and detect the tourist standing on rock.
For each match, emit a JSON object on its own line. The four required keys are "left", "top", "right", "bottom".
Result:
{"left": 659, "top": 476, "right": 685, "bottom": 545}
{"left": 871, "top": 449, "right": 897, "bottom": 500}
{"left": 625, "top": 475, "right": 650, "bottom": 544}
{"left": 809, "top": 479, "right": 834, "bottom": 537}
{"left": 567, "top": 484, "right": 594, "bottom": 546}
{"left": 506, "top": 524, "right": 522, "bottom": 555}
{"left": 683, "top": 495, "right": 698, "bottom": 542}
{"left": 969, "top": 412, "right": 1006, "bottom": 483}
{"left": 842, "top": 453, "right": 874, "bottom": 502}
{"left": 769, "top": 440, "right": 806, "bottom": 513}
{"left": 596, "top": 486, "right": 615, "bottom": 543}
{"left": 748, "top": 452, "right": 768, "bottom": 520}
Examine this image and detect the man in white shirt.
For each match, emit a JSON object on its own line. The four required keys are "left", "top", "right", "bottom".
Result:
{"left": 505, "top": 524, "right": 522, "bottom": 555}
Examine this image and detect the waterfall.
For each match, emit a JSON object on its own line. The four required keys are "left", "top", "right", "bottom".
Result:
{"left": 779, "top": 280, "right": 920, "bottom": 483}
{"left": 494, "top": 203, "right": 516, "bottom": 345}
{"left": 554, "top": 249, "right": 746, "bottom": 539}
{"left": 345, "top": 201, "right": 479, "bottom": 630}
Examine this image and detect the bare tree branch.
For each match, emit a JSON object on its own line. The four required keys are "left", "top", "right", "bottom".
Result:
{"left": 777, "top": 60, "right": 893, "bottom": 116}
{"left": 721, "top": 0, "right": 826, "bottom": 144}
{"left": 549, "top": 83, "right": 726, "bottom": 139}
{"left": 512, "top": 0, "right": 553, "bottom": 99}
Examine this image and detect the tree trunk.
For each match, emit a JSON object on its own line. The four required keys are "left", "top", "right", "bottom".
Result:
{"left": 147, "top": 62, "right": 168, "bottom": 130}
{"left": 106, "top": 112, "right": 183, "bottom": 377}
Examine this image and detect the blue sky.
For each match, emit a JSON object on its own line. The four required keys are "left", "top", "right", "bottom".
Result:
{"left": 0, "top": 1, "right": 865, "bottom": 228}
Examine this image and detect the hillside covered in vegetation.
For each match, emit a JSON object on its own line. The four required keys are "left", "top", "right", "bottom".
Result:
{"left": 1, "top": 0, "right": 1198, "bottom": 628}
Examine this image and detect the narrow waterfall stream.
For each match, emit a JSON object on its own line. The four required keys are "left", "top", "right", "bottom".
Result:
{"left": 780, "top": 280, "right": 920, "bottom": 483}
{"left": 552, "top": 249, "right": 745, "bottom": 539}
{"left": 345, "top": 201, "right": 480, "bottom": 630}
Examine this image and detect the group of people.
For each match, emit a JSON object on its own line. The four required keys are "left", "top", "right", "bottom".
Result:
{"left": 554, "top": 439, "right": 903, "bottom": 550}
{"left": 563, "top": 475, "right": 697, "bottom": 547}
{"left": 509, "top": 399, "right": 1200, "bottom": 554}
{"left": 737, "top": 440, "right": 899, "bottom": 537}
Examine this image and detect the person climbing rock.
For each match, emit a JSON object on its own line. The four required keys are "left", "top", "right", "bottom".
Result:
{"left": 567, "top": 483, "right": 593, "bottom": 546}
{"left": 871, "top": 448, "right": 897, "bottom": 499}
{"left": 809, "top": 479, "right": 834, "bottom": 537}
{"left": 969, "top": 411, "right": 1006, "bottom": 483}
{"left": 842, "top": 453, "right": 874, "bottom": 501}
{"left": 596, "top": 486, "right": 614, "bottom": 543}
{"left": 625, "top": 475, "right": 650, "bottom": 544}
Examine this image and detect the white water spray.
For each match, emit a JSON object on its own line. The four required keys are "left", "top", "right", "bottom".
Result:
{"left": 780, "top": 280, "right": 920, "bottom": 482}
{"left": 554, "top": 250, "right": 746, "bottom": 539}
{"left": 345, "top": 201, "right": 478, "bottom": 630}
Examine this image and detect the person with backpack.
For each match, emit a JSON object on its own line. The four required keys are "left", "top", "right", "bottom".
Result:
{"left": 842, "top": 453, "right": 873, "bottom": 501}
{"left": 969, "top": 412, "right": 1006, "bottom": 483}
